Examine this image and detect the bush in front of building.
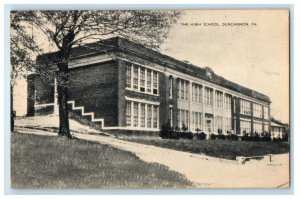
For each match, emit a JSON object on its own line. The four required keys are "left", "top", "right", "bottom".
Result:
{"left": 210, "top": 134, "right": 217, "bottom": 140}
{"left": 216, "top": 134, "right": 226, "bottom": 140}
{"left": 227, "top": 134, "right": 239, "bottom": 141}
{"left": 159, "top": 121, "right": 174, "bottom": 139}
{"left": 194, "top": 132, "right": 207, "bottom": 140}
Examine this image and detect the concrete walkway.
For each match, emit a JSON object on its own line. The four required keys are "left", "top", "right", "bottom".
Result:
{"left": 15, "top": 126, "right": 289, "bottom": 188}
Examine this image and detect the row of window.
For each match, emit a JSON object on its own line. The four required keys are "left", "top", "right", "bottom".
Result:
{"left": 126, "top": 63, "right": 159, "bottom": 95}
{"left": 125, "top": 101, "right": 159, "bottom": 129}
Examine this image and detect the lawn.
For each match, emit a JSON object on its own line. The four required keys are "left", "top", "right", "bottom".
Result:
{"left": 11, "top": 132, "right": 194, "bottom": 188}
{"left": 122, "top": 137, "right": 290, "bottom": 160}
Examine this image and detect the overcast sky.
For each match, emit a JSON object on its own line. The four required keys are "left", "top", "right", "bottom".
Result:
{"left": 160, "top": 10, "right": 289, "bottom": 123}
{"left": 13, "top": 10, "right": 289, "bottom": 123}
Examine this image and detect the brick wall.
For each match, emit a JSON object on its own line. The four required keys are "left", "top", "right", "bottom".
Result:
{"left": 68, "top": 61, "right": 119, "bottom": 127}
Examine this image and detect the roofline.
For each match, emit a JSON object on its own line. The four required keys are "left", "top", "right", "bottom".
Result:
{"left": 37, "top": 36, "right": 271, "bottom": 103}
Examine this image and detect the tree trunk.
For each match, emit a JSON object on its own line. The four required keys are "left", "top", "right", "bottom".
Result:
{"left": 11, "top": 84, "right": 14, "bottom": 131}
{"left": 57, "top": 62, "right": 72, "bottom": 138}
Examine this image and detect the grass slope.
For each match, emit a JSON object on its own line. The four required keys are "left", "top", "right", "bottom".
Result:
{"left": 122, "top": 137, "right": 290, "bottom": 160}
{"left": 11, "top": 132, "right": 193, "bottom": 188}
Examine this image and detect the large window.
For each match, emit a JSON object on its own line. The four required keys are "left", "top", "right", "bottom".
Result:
{"left": 253, "top": 121, "right": 263, "bottom": 134}
{"left": 177, "top": 109, "right": 189, "bottom": 129}
{"left": 264, "top": 106, "right": 269, "bottom": 119}
{"left": 240, "top": 120, "right": 251, "bottom": 134}
{"left": 133, "top": 65, "right": 139, "bottom": 91}
{"left": 126, "top": 64, "right": 132, "bottom": 88}
{"left": 224, "top": 94, "right": 231, "bottom": 112}
{"left": 153, "top": 71, "right": 158, "bottom": 95}
{"left": 240, "top": 99, "right": 251, "bottom": 116}
{"left": 125, "top": 63, "right": 159, "bottom": 95}
{"left": 192, "top": 83, "right": 202, "bottom": 103}
{"left": 192, "top": 111, "right": 202, "bottom": 131}
{"left": 215, "top": 91, "right": 223, "bottom": 108}
{"left": 204, "top": 87, "right": 213, "bottom": 106}
{"left": 169, "top": 76, "right": 173, "bottom": 99}
{"left": 224, "top": 117, "right": 231, "bottom": 133}
{"left": 140, "top": 103, "right": 146, "bottom": 127}
{"left": 215, "top": 116, "right": 222, "bottom": 132}
{"left": 139, "top": 68, "right": 145, "bottom": 92}
{"left": 177, "top": 79, "right": 189, "bottom": 101}
{"left": 133, "top": 102, "right": 139, "bottom": 127}
{"left": 125, "top": 101, "right": 159, "bottom": 129}
{"left": 125, "top": 102, "right": 131, "bottom": 126}
{"left": 169, "top": 108, "right": 173, "bottom": 127}
{"left": 253, "top": 103, "right": 262, "bottom": 118}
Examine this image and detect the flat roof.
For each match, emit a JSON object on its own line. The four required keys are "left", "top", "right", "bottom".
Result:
{"left": 37, "top": 36, "right": 271, "bottom": 103}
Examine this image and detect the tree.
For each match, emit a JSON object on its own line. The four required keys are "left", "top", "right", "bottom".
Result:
{"left": 10, "top": 11, "right": 41, "bottom": 131}
{"left": 22, "top": 10, "right": 182, "bottom": 138}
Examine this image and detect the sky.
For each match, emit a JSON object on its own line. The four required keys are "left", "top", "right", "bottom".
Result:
{"left": 160, "top": 10, "right": 289, "bottom": 123}
{"left": 13, "top": 10, "right": 289, "bottom": 123}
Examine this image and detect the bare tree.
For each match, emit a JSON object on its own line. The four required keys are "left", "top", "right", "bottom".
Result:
{"left": 15, "top": 10, "right": 182, "bottom": 138}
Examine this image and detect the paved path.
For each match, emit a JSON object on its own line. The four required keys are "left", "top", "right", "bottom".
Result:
{"left": 15, "top": 126, "right": 289, "bottom": 188}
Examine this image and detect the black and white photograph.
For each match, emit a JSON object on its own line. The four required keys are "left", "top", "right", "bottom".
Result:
{"left": 9, "top": 9, "right": 290, "bottom": 189}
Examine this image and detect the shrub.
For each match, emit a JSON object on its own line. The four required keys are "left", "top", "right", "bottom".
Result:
{"left": 159, "top": 121, "right": 173, "bottom": 139}
{"left": 210, "top": 134, "right": 217, "bottom": 140}
{"left": 261, "top": 133, "right": 271, "bottom": 142}
{"left": 241, "top": 133, "right": 249, "bottom": 141}
{"left": 226, "top": 134, "right": 238, "bottom": 141}
{"left": 216, "top": 134, "right": 226, "bottom": 140}
{"left": 195, "top": 132, "right": 207, "bottom": 140}
{"left": 179, "top": 131, "right": 194, "bottom": 140}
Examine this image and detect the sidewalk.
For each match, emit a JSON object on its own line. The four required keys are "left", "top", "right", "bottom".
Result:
{"left": 15, "top": 125, "right": 289, "bottom": 188}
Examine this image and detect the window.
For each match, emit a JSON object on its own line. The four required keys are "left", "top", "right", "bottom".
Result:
{"left": 240, "top": 99, "right": 251, "bottom": 116}
{"left": 125, "top": 102, "right": 132, "bottom": 126}
{"left": 224, "top": 94, "right": 231, "bottom": 112}
{"left": 147, "top": 69, "right": 152, "bottom": 93}
{"left": 178, "top": 109, "right": 189, "bottom": 129}
{"left": 215, "top": 116, "right": 222, "bottom": 132}
{"left": 126, "top": 64, "right": 132, "bottom": 88}
{"left": 126, "top": 63, "right": 159, "bottom": 95}
{"left": 253, "top": 121, "right": 263, "bottom": 134}
{"left": 153, "top": 105, "right": 158, "bottom": 128}
{"left": 140, "top": 68, "right": 145, "bottom": 92}
{"left": 185, "top": 81, "right": 189, "bottom": 100}
{"left": 192, "top": 83, "right": 202, "bottom": 103}
{"left": 133, "top": 102, "right": 139, "bottom": 127}
{"left": 240, "top": 120, "right": 251, "bottom": 134}
{"left": 192, "top": 111, "right": 202, "bottom": 131}
{"left": 169, "top": 77, "right": 173, "bottom": 99}
{"left": 177, "top": 80, "right": 180, "bottom": 99}
{"left": 264, "top": 106, "right": 269, "bottom": 119}
{"left": 253, "top": 103, "right": 262, "bottom": 118}
{"left": 147, "top": 105, "right": 152, "bottom": 128}
{"left": 153, "top": 71, "right": 158, "bottom": 94}
{"left": 205, "top": 87, "right": 213, "bottom": 106}
{"left": 169, "top": 108, "right": 173, "bottom": 127}
{"left": 140, "top": 103, "right": 146, "bottom": 127}
{"left": 133, "top": 65, "right": 139, "bottom": 90}
{"left": 126, "top": 101, "right": 159, "bottom": 129}
{"left": 177, "top": 79, "right": 189, "bottom": 101}
{"left": 215, "top": 91, "right": 223, "bottom": 108}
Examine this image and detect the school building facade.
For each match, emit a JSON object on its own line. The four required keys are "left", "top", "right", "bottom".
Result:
{"left": 27, "top": 37, "right": 271, "bottom": 135}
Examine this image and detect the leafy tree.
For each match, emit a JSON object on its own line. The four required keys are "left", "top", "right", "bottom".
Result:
{"left": 10, "top": 11, "right": 41, "bottom": 131}
{"left": 14, "top": 10, "right": 182, "bottom": 138}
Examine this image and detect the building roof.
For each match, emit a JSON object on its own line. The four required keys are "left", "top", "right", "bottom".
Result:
{"left": 37, "top": 36, "right": 271, "bottom": 103}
